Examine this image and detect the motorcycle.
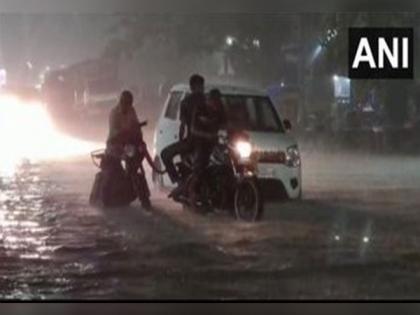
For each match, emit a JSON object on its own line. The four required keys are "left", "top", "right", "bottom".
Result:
{"left": 89, "top": 121, "right": 164, "bottom": 209}
{"left": 175, "top": 130, "right": 264, "bottom": 222}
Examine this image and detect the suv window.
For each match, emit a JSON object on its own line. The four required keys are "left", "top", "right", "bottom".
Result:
{"left": 256, "top": 97, "right": 282, "bottom": 131}
{"left": 164, "top": 91, "right": 183, "bottom": 120}
{"left": 223, "top": 95, "right": 284, "bottom": 132}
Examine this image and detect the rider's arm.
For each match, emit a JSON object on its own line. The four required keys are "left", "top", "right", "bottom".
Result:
{"left": 179, "top": 122, "right": 186, "bottom": 140}
{"left": 200, "top": 105, "right": 226, "bottom": 127}
{"left": 108, "top": 108, "right": 119, "bottom": 141}
{"left": 191, "top": 128, "right": 216, "bottom": 141}
{"left": 131, "top": 105, "right": 140, "bottom": 123}
{"left": 198, "top": 115, "right": 215, "bottom": 126}
{"left": 129, "top": 105, "right": 145, "bottom": 143}
{"left": 179, "top": 98, "right": 188, "bottom": 140}
{"left": 191, "top": 109, "right": 217, "bottom": 141}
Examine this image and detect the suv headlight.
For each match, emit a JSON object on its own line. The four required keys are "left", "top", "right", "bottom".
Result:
{"left": 235, "top": 140, "right": 252, "bottom": 160}
{"left": 286, "top": 145, "right": 301, "bottom": 168}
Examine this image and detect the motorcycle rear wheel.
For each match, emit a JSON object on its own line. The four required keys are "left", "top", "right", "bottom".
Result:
{"left": 184, "top": 175, "right": 211, "bottom": 214}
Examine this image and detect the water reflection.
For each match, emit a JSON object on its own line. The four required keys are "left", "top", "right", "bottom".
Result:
{"left": 0, "top": 95, "right": 101, "bottom": 297}
{"left": 0, "top": 158, "right": 123, "bottom": 299}
{"left": 0, "top": 168, "right": 54, "bottom": 261}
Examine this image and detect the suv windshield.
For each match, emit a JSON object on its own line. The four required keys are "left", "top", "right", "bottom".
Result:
{"left": 222, "top": 95, "right": 284, "bottom": 133}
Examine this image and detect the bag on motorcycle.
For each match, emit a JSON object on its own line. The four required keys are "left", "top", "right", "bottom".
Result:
{"left": 89, "top": 156, "right": 137, "bottom": 208}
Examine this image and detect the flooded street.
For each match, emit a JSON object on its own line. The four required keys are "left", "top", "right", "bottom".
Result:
{"left": 0, "top": 7, "right": 419, "bottom": 304}
{"left": 2, "top": 137, "right": 420, "bottom": 299}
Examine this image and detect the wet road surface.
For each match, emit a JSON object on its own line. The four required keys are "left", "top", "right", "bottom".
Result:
{"left": 2, "top": 145, "right": 420, "bottom": 299}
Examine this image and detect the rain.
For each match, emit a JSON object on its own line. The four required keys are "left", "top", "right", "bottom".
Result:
{"left": 0, "top": 10, "right": 420, "bottom": 300}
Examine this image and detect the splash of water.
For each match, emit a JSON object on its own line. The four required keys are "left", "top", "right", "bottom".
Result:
{"left": 0, "top": 94, "right": 99, "bottom": 176}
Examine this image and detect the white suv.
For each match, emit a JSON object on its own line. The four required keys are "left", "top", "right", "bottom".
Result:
{"left": 152, "top": 83, "right": 302, "bottom": 200}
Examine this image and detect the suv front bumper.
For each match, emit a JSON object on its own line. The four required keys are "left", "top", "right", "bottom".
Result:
{"left": 256, "top": 162, "right": 302, "bottom": 200}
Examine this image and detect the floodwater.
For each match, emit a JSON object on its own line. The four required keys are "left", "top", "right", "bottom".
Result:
{"left": 1, "top": 103, "right": 420, "bottom": 299}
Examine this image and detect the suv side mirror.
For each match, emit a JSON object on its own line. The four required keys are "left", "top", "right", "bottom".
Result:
{"left": 283, "top": 119, "right": 292, "bottom": 132}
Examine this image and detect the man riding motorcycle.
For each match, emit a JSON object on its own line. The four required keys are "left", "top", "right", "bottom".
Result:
{"left": 105, "top": 90, "right": 151, "bottom": 209}
{"left": 107, "top": 90, "right": 141, "bottom": 157}
{"left": 187, "top": 88, "right": 226, "bottom": 211}
{"left": 160, "top": 74, "right": 207, "bottom": 199}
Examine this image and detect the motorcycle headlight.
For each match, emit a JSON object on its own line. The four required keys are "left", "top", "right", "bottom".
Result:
{"left": 235, "top": 140, "right": 252, "bottom": 160}
{"left": 286, "top": 145, "right": 301, "bottom": 168}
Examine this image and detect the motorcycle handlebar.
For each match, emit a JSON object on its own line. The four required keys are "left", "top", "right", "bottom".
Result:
{"left": 138, "top": 121, "right": 147, "bottom": 128}
{"left": 90, "top": 149, "right": 105, "bottom": 168}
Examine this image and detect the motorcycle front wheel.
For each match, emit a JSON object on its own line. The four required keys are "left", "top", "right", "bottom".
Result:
{"left": 234, "top": 178, "right": 263, "bottom": 222}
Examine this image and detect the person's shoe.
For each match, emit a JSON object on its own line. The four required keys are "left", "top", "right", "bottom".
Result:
{"left": 168, "top": 184, "right": 184, "bottom": 200}
{"left": 195, "top": 201, "right": 212, "bottom": 216}
{"left": 141, "top": 198, "right": 152, "bottom": 211}
{"left": 174, "top": 192, "right": 187, "bottom": 203}
{"left": 189, "top": 193, "right": 208, "bottom": 215}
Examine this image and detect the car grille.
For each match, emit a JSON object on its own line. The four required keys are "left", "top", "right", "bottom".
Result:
{"left": 254, "top": 150, "right": 286, "bottom": 164}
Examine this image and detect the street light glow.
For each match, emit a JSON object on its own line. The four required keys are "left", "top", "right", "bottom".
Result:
{"left": 252, "top": 38, "right": 260, "bottom": 48}
{"left": 0, "top": 95, "right": 99, "bottom": 176}
{"left": 310, "top": 44, "right": 323, "bottom": 64}
{"left": 226, "top": 35, "right": 235, "bottom": 46}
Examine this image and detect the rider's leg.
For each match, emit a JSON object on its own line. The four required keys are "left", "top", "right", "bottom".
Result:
{"left": 161, "top": 139, "right": 192, "bottom": 184}
{"left": 189, "top": 141, "right": 213, "bottom": 211}
{"left": 162, "top": 139, "right": 195, "bottom": 200}
{"left": 137, "top": 164, "right": 151, "bottom": 201}
{"left": 126, "top": 153, "right": 152, "bottom": 210}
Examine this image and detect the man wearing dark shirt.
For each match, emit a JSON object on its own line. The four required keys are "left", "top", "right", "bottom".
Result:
{"left": 188, "top": 89, "right": 226, "bottom": 209}
{"left": 161, "top": 74, "right": 206, "bottom": 194}
{"left": 180, "top": 90, "right": 207, "bottom": 140}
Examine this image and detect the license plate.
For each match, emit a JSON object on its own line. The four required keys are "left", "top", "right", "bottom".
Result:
{"left": 258, "top": 166, "right": 276, "bottom": 178}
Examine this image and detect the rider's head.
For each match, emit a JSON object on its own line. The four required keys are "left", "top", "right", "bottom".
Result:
{"left": 208, "top": 88, "right": 222, "bottom": 111}
{"left": 189, "top": 74, "right": 205, "bottom": 94}
{"left": 119, "top": 90, "right": 133, "bottom": 114}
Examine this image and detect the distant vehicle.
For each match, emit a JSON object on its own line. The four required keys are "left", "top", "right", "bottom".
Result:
{"left": 79, "top": 90, "right": 120, "bottom": 117}
{"left": 152, "top": 83, "right": 302, "bottom": 203}
{"left": 1, "top": 85, "right": 41, "bottom": 103}
{"left": 41, "top": 60, "right": 120, "bottom": 118}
